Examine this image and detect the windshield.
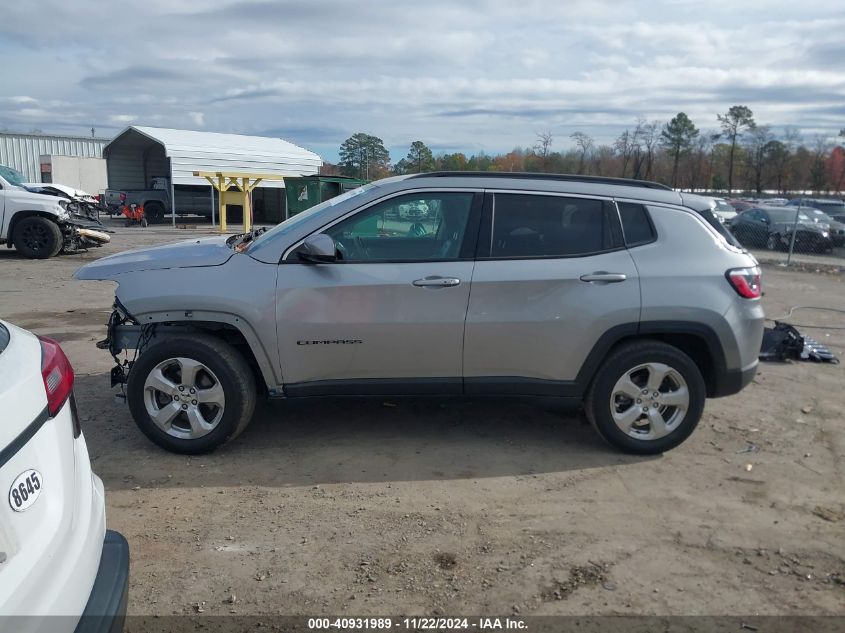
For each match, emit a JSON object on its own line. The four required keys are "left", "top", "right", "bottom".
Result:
{"left": 714, "top": 201, "right": 735, "bottom": 213}
{"left": 0, "top": 165, "right": 27, "bottom": 187}
{"left": 816, "top": 202, "right": 845, "bottom": 214}
{"left": 808, "top": 209, "right": 833, "bottom": 222}
{"left": 767, "top": 208, "right": 811, "bottom": 223}
{"left": 250, "top": 182, "right": 381, "bottom": 247}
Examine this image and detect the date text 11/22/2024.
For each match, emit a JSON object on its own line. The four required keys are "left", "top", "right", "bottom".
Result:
{"left": 307, "top": 617, "right": 527, "bottom": 630}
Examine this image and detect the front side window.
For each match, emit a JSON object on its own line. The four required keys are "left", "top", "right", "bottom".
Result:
{"left": 324, "top": 192, "right": 474, "bottom": 262}
{"left": 490, "top": 194, "right": 622, "bottom": 258}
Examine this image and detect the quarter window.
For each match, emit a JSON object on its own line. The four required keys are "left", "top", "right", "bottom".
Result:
{"left": 324, "top": 192, "right": 474, "bottom": 262}
{"left": 617, "top": 202, "right": 656, "bottom": 246}
{"left": 490, "top": 194, "right": 622, "bottom": 258}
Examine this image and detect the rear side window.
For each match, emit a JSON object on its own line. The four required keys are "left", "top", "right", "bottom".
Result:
{"left": 491, "top": 194, "right": 622, "bottom": 258}
{"left": 617, "top": 202, "right": 656, "bottom": 246}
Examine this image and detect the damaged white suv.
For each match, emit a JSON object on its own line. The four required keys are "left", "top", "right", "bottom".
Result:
{"left": 77, "top": 173, "right": 764, "bottom": 456}
{"left": 0, "top": 165, "right": 108, "bottom": 259}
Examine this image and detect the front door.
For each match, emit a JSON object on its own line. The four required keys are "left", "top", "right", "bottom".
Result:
{"left": 276, "top": 190, "right": 481, "bottom": 395}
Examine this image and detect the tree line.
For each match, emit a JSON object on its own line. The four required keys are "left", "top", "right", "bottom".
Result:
{"left": 327, "top": 106, "right": 845, "bottom": 196}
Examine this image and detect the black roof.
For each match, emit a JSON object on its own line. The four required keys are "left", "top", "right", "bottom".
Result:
{"left": 408, "top": 171, "right": 673, "bottom": 191}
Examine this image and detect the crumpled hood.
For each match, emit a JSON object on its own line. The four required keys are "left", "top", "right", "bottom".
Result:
{"left": 74, "top": 235, "right": 235, "bottom": 280}
{"left": 5, "top": 186, "right": 68, "bottom": 216}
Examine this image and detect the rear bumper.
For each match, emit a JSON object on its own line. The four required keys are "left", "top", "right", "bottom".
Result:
{"left": 74, "top": 531, "right": 129, "bottom": 633}
{"left": 712, "top": 360, "right": 757, "bottom": 397}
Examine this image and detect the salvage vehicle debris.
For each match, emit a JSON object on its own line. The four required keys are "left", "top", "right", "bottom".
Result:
{"left": 23, "top": 182, "right": 102, "bottom": 222}
{"left": 1, "top": 165, "right": 111, "bottom": 258}
{"left": 759, "top": 322, "right": 839, "bottom": 363}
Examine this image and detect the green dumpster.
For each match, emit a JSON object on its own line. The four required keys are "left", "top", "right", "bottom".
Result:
{"left": 285, "top": 175, "right": 368, "bottom": 217}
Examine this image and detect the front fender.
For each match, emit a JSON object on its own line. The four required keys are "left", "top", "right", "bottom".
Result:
{"left": 102, "top": 256, "right": 283, "bottom": 391}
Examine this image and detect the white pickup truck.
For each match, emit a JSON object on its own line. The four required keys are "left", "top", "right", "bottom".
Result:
{"left": 0, "top": 165, "right": 109, "bottom": 259}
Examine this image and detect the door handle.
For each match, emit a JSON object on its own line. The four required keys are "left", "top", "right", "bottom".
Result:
{"left": 412, "top": 276, "right": 461, "bottom": 288}
{"left": 579, "top": 272, "right": 627, "bottom": 283}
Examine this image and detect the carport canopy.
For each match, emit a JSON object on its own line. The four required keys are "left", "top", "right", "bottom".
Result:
{"left": 103, "top": 126, "right": 322, "bottom": 190}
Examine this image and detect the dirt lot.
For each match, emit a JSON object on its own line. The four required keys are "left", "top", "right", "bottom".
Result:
{"left": 1, "top": 222, "right": 843, "bottom": 617}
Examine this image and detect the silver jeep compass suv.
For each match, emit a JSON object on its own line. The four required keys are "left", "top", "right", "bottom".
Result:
{"left": 77, "top": 173, "right": 764, "bottom": 455}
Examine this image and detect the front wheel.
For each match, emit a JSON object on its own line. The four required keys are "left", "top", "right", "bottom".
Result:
{"left": 585, "top": 340, "right": 706, "bottom": 454}
{"left": 766, "top": 233, "right": 780, "bottom": 251}
{"left": 126, "top": 335, "right": 257, "bottom": 453}
{"left": 13, "top": 216, "right": 63, "bottom": 258}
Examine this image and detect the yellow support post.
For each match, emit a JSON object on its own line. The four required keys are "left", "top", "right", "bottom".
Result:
{"left": 194, "top": 170, "right": 292, "bottom": 234}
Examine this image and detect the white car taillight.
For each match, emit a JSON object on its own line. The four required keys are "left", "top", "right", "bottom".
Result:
{"left": 38, "top": 336, "right": 75, "bottom": 419}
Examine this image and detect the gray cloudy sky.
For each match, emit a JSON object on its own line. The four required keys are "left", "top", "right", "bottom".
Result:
{"left": 2, "top": 0, "right": 844, "bottom": 162}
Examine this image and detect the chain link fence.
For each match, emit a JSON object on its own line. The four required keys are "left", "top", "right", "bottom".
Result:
{"left": 725, "top": 204, "right": 845, "bottom": 269}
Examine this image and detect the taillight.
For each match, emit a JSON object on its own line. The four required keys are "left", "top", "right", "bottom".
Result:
{"left": 726, "top": 266, "right": 762, "bottom": 299}
{"left": 38, "top": 336, "right": 75, "bottom": 418}
{"left": 119, "top": 192, "right": 126, "bottom": 202}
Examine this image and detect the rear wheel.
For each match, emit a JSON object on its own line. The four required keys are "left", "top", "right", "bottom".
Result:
{"left": 585, "top": 340, "right": 706, "bottom": 454}
{"left": 144, "top": 201, "right": 165, "bottom": 224}
{"left": 13, "top": 216, "right": 63, "bottom": 259}
{"left": 127, "top": 335, "right": 256, "bottom": 454}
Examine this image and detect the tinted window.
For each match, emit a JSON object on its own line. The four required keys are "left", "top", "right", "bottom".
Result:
{"left": 490, "top": 194, "right": 621, "bottom": 258}
{"left": 767, "top": 208, "right": 809, "bottom": 223}
{"left": 324, "top": 192, "right": 474, "bottom": 262}
{"left": 617, "top": 202, "right": 656, "bottom": 245}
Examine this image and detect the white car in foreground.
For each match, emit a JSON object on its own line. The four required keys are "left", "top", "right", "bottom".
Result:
{"left": 0, "top": 320, "right": 128, "bottom": 633}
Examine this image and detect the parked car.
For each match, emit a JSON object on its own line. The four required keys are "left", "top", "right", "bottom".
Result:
{"left": 0, "top": 320, "right": 129, "bottom": 631}
{"left": 788, "top": 197, "right": 845, "bottom": 217}
{"left": 710, "top": 198, "right": 737, "bottom": 225}
{"left": 727, "top": 198, "right": 756, "bottom": 212}
{"left": 801, "top": 208, "right": 845, "bottom": 246}
{"left": 0, "top": 165, "right": 108, "bottom": 258}
{"left": 77, "top": 173, "right": 764, "bottom": 456}
{"left": 730, "top": 206, "right": 833, "bottom": 252}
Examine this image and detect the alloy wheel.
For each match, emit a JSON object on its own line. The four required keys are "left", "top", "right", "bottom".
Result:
{"left": 609, "top": 362, "right": 689, "bottom": 440}
{"left": 142, "top": 357, "right": 226, "bottom": 439}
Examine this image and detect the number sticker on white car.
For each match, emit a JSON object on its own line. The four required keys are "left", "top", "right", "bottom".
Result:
{"left": 8, "top": 470, "right": 42, "bottom": 512}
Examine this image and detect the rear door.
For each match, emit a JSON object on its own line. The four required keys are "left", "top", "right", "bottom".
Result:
{"left": 276, "top": 190, "right": 482, "bottom": 394}
{"left": 463, "top": 191, "right": 641, "bottom": 395}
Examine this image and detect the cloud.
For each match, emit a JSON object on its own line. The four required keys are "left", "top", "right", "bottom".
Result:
{"left": 0, "top": 0, "right": 843, "bottom": 161}
{"left": 109, "top": 114, "right": 138, "bottom": 124}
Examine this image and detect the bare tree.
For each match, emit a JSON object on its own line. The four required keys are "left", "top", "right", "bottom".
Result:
{"left": 640, "top": 120, "right": 660, "bottom": 181}
{"left": 570, "top": 132, "right": 593, "bottom": 174}
{"left": 614, "top": 129, "right": 634, "bottom": 178}
{"left": 534, "top": 131, "right": 553, "bottom": 170}
{"left": 744, "top": 125, "right": 774, "bottom": 194}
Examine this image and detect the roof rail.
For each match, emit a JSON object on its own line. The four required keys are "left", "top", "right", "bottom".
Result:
{"left": 407, "top": 171, "right": 673, "bottom": 191}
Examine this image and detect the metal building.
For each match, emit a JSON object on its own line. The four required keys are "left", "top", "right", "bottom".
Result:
{"left": 0, "top": 131, "right": 109, "bottom": 183}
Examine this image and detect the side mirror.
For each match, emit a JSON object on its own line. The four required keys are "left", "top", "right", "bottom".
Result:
{"left": 297, "top": 234, "right": 337, "bottom": 264}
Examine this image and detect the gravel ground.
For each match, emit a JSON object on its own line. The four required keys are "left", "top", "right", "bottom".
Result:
{"left": 1, "top": 221, "right": 843, "bottom": 618}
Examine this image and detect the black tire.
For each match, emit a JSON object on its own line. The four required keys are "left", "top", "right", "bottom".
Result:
{"left": 13, "top": 216, "right": 63, "bottom": 259}
{"left": 127, "top": 335, "right": 257, "bottom": 454}
{"left": 766, "top": 233, "right": 780, "bottom": 251}
{"left": 144, "top": 201, "right": 165, "bottom": 224}
{"left": 584, "top": 340, "right": 706, "bottom": 455}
